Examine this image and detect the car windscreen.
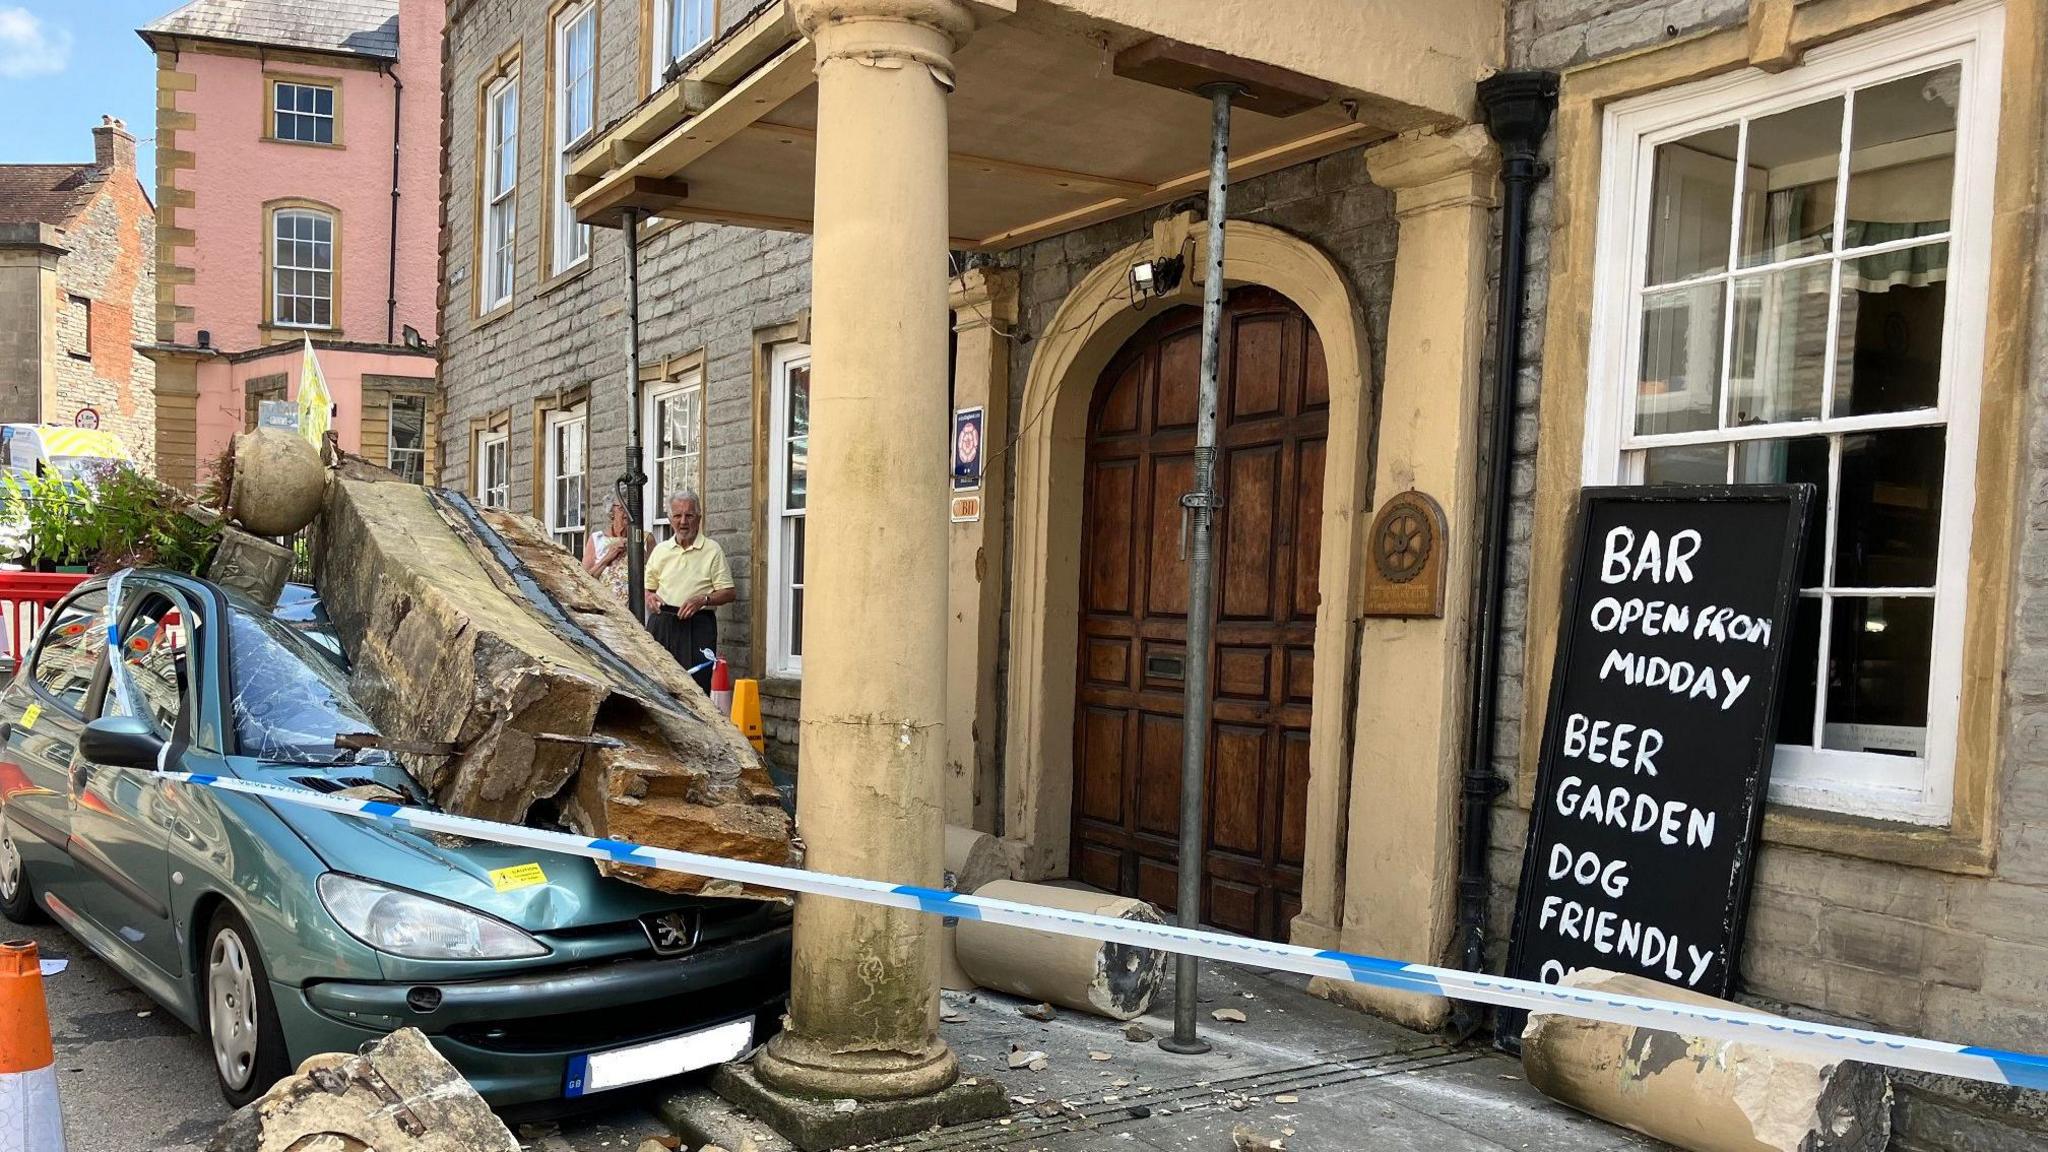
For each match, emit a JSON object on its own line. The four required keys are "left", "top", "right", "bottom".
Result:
{"left": 228, "top": 601, "right": 381, "bottom": 763}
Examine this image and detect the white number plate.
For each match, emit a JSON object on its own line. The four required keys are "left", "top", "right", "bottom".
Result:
{"left": 564, "top": 1016, "right": 754, "bottom": 1098}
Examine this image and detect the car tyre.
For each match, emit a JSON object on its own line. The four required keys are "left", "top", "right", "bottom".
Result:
{"left": 0, "top": 810, "right": 45, "bottom": 924}
{"left": 204, "top": 906, "right": 290, "bottom": 1108}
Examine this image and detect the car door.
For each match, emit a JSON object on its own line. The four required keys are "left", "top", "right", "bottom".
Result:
{"left": 67, "top": 583, "right": 193, "bottom": 976}
{"left": 1, "top": 588, "right": 109, "bottom": 897}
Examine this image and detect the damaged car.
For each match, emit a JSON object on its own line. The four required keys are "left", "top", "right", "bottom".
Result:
{"left": 0, "top": 568, "right": 791, "bottom": 1107}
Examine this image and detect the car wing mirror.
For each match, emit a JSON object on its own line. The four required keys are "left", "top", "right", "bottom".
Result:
{"left": 81, "top": 716, "right": 167, "bottom": 771}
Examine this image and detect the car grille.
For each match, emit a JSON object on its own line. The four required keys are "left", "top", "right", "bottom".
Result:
{"left": 446, "top": 967, "right": 787, "bottom": 1054}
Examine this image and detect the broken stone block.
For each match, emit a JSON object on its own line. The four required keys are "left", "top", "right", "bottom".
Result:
{"left": 1520, "top": 969, "right": 1891, "bottom": 1152}
{"left": 206, "top": 527, "right": 294, "bottom": 609}
{"left": 956, "top": 881, "right": 1166, "bottom": 1020}
{"left": 205, "top": 1028, "right": 517, "bottom": 1152}
{"left": 314, "top": 478, "right": 796, "bottom": 897}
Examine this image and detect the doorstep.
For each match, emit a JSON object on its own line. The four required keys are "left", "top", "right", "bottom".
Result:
{"left": 664, "top": 962, "right": 1668, "bottom": 1151}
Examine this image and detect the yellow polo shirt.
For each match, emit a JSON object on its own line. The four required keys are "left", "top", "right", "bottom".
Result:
{"left": 646, "top": 533, "right": 735, "bottom": 607}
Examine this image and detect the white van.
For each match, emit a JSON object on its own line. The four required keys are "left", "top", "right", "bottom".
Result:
{"left": 0, "top": 424, "right": 133, "bottom": 482}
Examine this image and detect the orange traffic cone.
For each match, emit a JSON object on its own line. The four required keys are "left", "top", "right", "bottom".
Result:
{"left": 709, "top": 656, "right": 734, "bottom": 718}
{"left": 731, "top": 678, "right": 765, "bottom": 753}
{"left": 0, "top": 940, "right": 63, "bottom": 1152}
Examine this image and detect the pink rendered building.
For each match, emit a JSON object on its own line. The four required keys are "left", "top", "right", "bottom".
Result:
{"left": 139, "top": 0, "right": 442, "bottom": 491}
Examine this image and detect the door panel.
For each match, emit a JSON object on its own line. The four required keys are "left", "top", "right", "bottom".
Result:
{"left": 1071, "top": 288, "right": 1326, "bottom": 942}
{"left": 4, "top": 591, "right": 110, "bottom": 898}
{"left": 71, "top": 587, "right": 189, "bottom": 975}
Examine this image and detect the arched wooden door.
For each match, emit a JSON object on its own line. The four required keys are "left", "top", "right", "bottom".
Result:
{"left": 1071, "top": 286, "right": 1327, "bottom": 942}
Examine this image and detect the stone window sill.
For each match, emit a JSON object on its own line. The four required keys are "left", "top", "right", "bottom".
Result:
{"left": 535, "top": 259, "right": 593, "bottom": 298}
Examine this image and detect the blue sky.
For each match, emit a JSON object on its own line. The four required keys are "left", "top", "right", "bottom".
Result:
{"left": 0, "top": 2, "right": 168, "bottom": 178}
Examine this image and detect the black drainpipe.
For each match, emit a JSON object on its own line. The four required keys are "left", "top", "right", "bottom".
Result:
{"left": 385, "top": 65, "right": 404, "bottom": 345}
{"left": 1451, "top": 69, "right": 1559, "bottom": 1040}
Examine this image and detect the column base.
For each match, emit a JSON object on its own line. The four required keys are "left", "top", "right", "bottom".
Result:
{"left": 714, "top": 1060, "right": 1008, "bottom": 1152}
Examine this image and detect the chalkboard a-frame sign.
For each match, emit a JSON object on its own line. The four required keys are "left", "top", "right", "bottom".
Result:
{"left": 1500, "top": 484, "right": 1813, "bottom": 1046}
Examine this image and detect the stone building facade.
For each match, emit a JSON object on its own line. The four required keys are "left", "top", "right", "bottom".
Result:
{"left": 1478, "top": 2, "right": 2048, "bottom": 1147}
{"left": 439, "top": 0, "right": 814, "bottom": 770}
{"left": 444, "top": 0, "right": 2048, "bottom": 1141}
{"left": 0, "top": 120, "right": 158, "bottom": 468}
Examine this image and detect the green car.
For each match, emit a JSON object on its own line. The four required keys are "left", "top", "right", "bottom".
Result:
{"left": 0, "top": 569, "right": 790, "bottom": 1107}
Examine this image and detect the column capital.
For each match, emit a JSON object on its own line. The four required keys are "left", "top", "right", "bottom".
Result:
{"left": 793, "top": 0, "right": 980, "bottom": 67}
{"left": 1365, "top": 124, "right": 1499, "bottom": 218}
{"left": 950, "top": 266, "right": 1017, "bottom": 330}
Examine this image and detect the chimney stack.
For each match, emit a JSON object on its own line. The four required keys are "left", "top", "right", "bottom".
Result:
{"left": 93, "top": 116, "right": 135, "bottom": 173}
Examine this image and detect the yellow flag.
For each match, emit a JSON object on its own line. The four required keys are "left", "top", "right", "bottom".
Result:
{"left": 296, "top": 336, "right": 333, "bottom": 449}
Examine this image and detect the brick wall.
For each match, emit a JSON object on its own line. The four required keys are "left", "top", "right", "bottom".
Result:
{"left": 1487, "top": 3, "right": 2048, "bottom": 1146}
{"left": 440, "top": 0, "right": 809, "bottom": 764}
{"left": 50, "top": 183, "right": 157, "bottom": 470}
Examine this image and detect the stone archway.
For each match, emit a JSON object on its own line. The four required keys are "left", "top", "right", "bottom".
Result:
{"left": 1002, "top": 220, "right": 1374, "bottom": 945}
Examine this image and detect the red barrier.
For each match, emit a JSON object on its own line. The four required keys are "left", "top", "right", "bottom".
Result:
{"left": 0, "top": 572, "right": 89, "bottom": 673}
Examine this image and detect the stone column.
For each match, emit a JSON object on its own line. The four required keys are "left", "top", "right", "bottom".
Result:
{"left": 943, "top": 267, "right": 1015, "bottom": 833}
{"left": 1309, "top": 125, "right": 1498, "bottom": 1031}
{"left": 753, "top": 0, "right": 976, "bottom": 1104}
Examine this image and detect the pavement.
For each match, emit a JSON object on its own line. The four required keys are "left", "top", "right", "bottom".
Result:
{"left": 23, "top": 912, "right": 1662, "bottom": 1152}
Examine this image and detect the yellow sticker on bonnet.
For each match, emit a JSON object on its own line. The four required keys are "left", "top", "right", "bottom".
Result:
{"left": 489, "top": 862, "right": 548, "bottom": 892}
{"left": 19, "top": 703, "right": 40, "bottom": 730}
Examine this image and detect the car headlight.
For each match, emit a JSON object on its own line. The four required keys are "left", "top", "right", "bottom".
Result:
{"left": 317, "top": 874, "right": 548, "bottom": 961}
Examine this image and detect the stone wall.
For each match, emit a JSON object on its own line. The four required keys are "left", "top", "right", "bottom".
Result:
{"left": 51, "top": 185, "right": 157, "bottom": 469}
{"left": 1485, "top": 3, "right": 2048, "bottom": 1147}
{"left": 0, "top": 244, "right": 48, "bottom": 423}
{"left": 439, "top": 0, "right": 809, "bottom": 764}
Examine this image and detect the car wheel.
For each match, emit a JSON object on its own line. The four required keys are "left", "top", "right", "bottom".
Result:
{"left": 0, "top": 811, "right": 44, "bottom": 924}
{"left": 204, "top": 907, "right": 289, "bottom": 1107}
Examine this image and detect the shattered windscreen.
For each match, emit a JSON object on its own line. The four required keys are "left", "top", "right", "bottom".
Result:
{"left": 228, "top": 603, "right": 383, "bottom": 764}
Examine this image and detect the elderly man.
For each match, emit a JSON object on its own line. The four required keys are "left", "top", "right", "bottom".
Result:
{"left": 644, "top": 490, "right": 736, "bottom": 692}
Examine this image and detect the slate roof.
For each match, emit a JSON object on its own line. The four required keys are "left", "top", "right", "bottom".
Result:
{"left": 0, "top": 163, "right": 105, "bottom": 230}
{"left": 140, "top": 0, "right": 399, "bottom": 59}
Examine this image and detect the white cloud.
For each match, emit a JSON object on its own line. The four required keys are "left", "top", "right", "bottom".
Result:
{"left": 0, "top": 8, "right": 71, "bottom": 79}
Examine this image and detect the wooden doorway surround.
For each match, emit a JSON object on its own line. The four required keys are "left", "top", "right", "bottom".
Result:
{"left": 1002, "top": 219, "right": 1375, "bottom": 948}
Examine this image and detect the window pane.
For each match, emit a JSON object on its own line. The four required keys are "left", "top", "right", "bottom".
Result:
{"left": 1834, "top": 241, "right": 1946, "bottom": 416}
{"left": 1739, "top": 97, "right": 1842, "bottom": 267}
{"left": 1728, "top": 263, "right": 1829, "bottom": 426}
{"left": 314, "top": 87, "right": 333, "bottom": 115}
{"left": 390, "top": 395, "right": 425, "bottom": 451}
{"left": 1822, "top": 595, "right": 1932, "bottom": 755}
{"left": 1634, "top": 282, "right": 1724, "bottom": 435}
{"left": 1734, "top": 435, "right": 1829, "bottom": 588}
{"left": 1834, "top": 426, "right": 1942, "bottom": 588}
{"left": 1645, "top": 125, "right": 1737, "bottom": 285}
{"left": 314, "top": 118, "right": 333, "bottom": 145}
{"left": 1774, "top": 596, "right": 1825, "bottom": 746}
{"left": 1846, "top": 66, "right": 1957, "bottom": 241}
{"left": 1640, "top": 443, "right": 1726, "bottom": 484}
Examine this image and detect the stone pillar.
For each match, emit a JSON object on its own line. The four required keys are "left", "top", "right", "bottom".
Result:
{"left": 943, "top": 267, "right": 1015, "bottom": 833}
{"left": 1309, "top": 125, "right": 1498, "bottom": 1031}
{"left": 753, "top": 0, "right": 976, "bottom": 1104}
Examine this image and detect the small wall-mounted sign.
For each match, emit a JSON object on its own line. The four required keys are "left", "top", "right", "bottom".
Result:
{"left": 258, "top": 401, "right": 300, "bottom": 431}
{"left": 73, "top": 407, "right": 99, "bottom": 430}
{"left": 953, "top": 405, "right": 984, "bottom": 492}
{"left": 950, "top": 494, "right": 982, "bottom": 523}
{"left": 1362, "top": 490, "right": 1449, "bottom": 618}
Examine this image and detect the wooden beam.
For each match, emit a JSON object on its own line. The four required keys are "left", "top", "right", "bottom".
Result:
{"left": 577, "top": 176, "right": 691, "bottom": 228}
{"left": 966, "top": 121, "right": 1381, "bottom": 251}
{"left": 741, "top": 121, "right": 1158, "bottom": 198}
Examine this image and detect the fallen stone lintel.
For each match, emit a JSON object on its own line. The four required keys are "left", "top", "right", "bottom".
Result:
{"left": 711, "top": 1061, "right": 1009, "bottom": 1152}
{"left": 206, "top": 1027, "right": 518, "bottom": 1152}
{"left": 315, "top": 478, "right": 796, "bottom": 897}
{"left": 1521, "top": 969, "right": 1891, "bottom": 1152}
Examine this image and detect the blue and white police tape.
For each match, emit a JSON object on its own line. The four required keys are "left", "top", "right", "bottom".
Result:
{"left": 162, "top": 769, "right": 2048, "bottom": 1093}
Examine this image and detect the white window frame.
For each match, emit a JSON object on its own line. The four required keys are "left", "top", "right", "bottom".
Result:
{"left": 271, "top": 208, "right": 335, "bottom": 329}
{"left": 543, "top": 405, "right": 588, "bottom": 553}
{"left": 652, "top": 0, "right": 717, "bottom": 88}
{"left": 551, "top": 2, "right": 596, "bottom": 275}
{"left": 482, "top": 70, "right": 520, "bottom": 311}
{"left": 766, "top": 343, "right": 809, "bottom": 677}
{"left": 272, "top": 81, "right": 335, "bottom": 144}
{"left": 1581, "top": 2, "right": 2003, "bottom": 824}
{"left": 476, "top": 430, "right": 509, "bottom": 509}
{"left": 644, "top": 373, "right": 703, "bottom": 540}
{"left": 386, "top": 393, "right": 428, "bottom": 483}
